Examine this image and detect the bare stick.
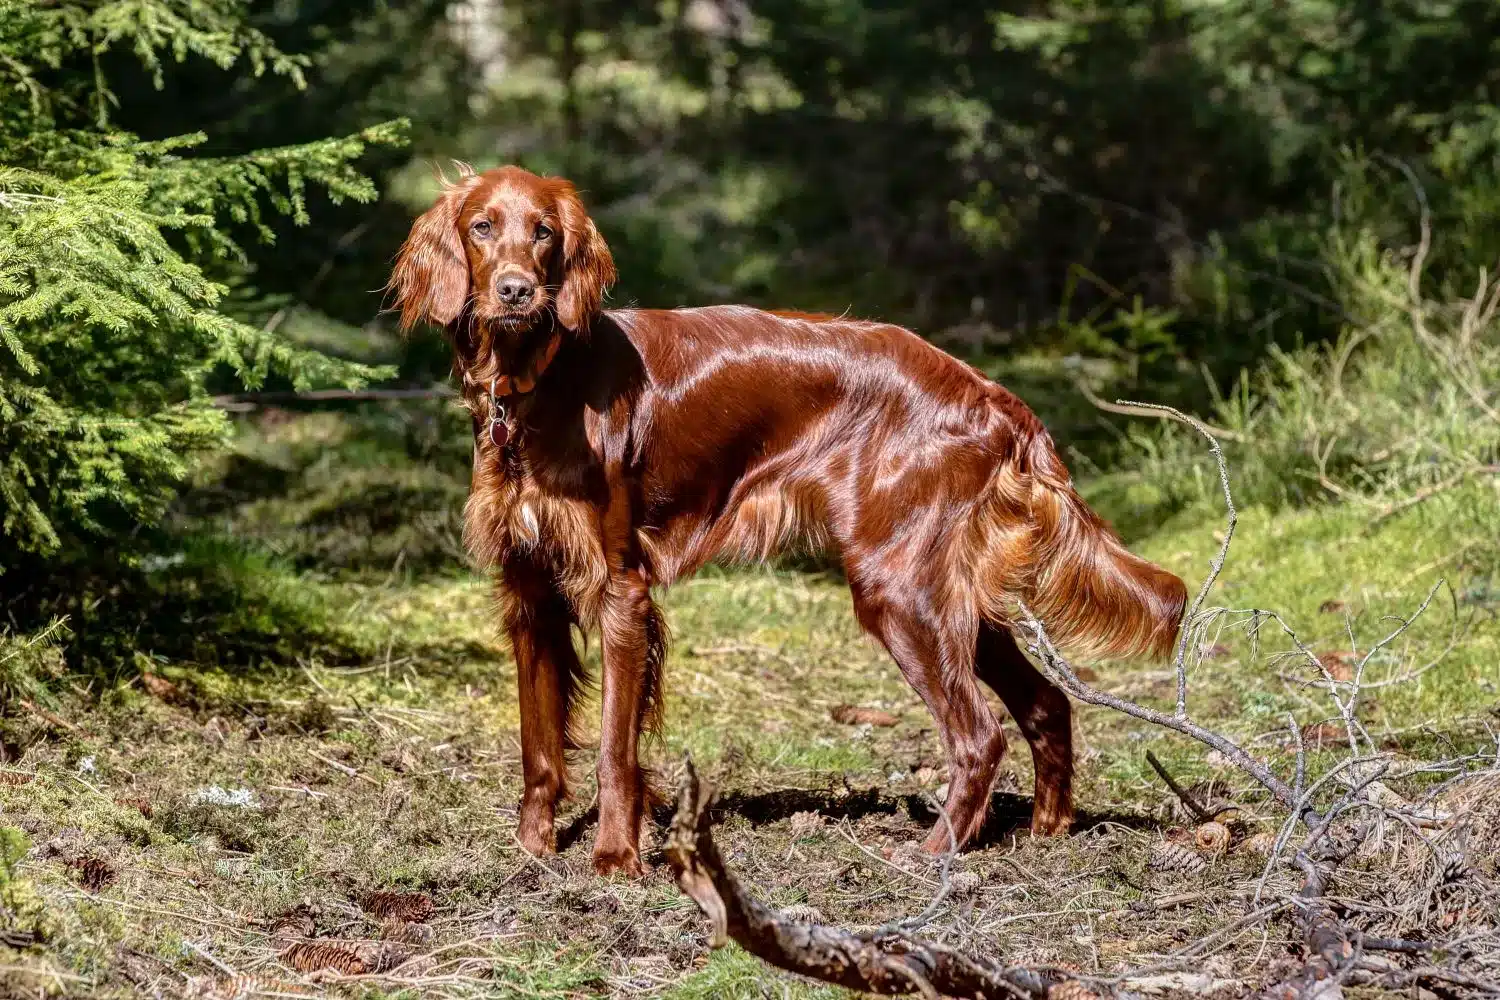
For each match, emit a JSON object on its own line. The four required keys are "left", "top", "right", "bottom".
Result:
{"left": 1018, "top": 607, "right": 1301, "bottom": 815}
{"left": 1071, "top": 377, "right": 1246, "bottom": 441}
{"left": 210, "top": 387, "right": 457, "bottom": 412}
{"left": 1144, "top": 750, "right": 1214, "bottom": 824}
{"left": 664, "top": 757, "right": 1055, "bottom": 1000}
{"left": 1114, "top": 398, "right": 1238, "bottom": 719}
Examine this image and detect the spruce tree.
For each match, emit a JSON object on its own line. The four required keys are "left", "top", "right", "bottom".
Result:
{"left": 0, "top": 0, "right": 404, "bottom": 574}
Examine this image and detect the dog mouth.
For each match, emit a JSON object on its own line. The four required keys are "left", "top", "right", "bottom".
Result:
{"left": 488, "top": 307, "right": 546, "bottom": 331}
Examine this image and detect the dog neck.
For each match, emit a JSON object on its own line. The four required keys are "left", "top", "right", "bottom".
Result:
{"left": 461, "top": 319, "right": 570, "bottom": 452}
{"left": 458, "top": 319, "right": 565, "bottom": 400}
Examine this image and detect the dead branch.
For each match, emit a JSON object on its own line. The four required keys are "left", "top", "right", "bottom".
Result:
{"left": 209, "top": 387, "right": 456, "bottom": 412}
{"left": 1070, "top": 377, "right": 1247, "bottom": 442}
{"left": 1144, "top": 749, "right": 1214, "bottom": 824}
{"left": 664, "top": 757, "right": 1056, "bottom": 1000}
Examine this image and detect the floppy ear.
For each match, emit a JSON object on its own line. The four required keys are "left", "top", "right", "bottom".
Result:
{"left": 554, "top": 186, "right": 617, "bottom": 334}
{"left": 387, "top": 175, "right": 478, "bottom": 332}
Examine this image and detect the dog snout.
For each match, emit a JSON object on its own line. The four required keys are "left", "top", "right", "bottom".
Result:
{"left": 496, "top": 275, "right": 536, "bottom": 307}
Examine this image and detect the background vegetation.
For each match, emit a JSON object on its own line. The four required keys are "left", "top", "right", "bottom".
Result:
{"left": 3, "top": 1, "right": 1499, "bottom": 996}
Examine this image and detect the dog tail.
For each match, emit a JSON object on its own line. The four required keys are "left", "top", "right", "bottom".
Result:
{"left": 977, "top": 429, "right": 1187, "bottom": 662}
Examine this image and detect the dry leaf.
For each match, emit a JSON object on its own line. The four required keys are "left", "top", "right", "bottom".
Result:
{"left": 139, "top": 672, "right": 183, "bottom": 703}
{"left": 912, "top": 766, "right": 942, "bottom": 786}
{"left": 114, "top": 796, "right": 153, "bottom": 819}
{"left": 1300, "top": 722, "right": 1346, "bottom": 748}
{"left": 1312, "top": 650, "right": 1356, "bottom": 681}
{"left": 829, "top": 704, "right": 899, "bottom": 727}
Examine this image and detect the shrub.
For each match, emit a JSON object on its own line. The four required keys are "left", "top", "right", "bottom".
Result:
{"left": 0, "top": 1, "right": 403, "bottom": 578}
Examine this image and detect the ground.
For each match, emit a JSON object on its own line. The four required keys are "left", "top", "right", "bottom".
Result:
{"left": 2, "top": 407, "right": 1497, "bottom": 998}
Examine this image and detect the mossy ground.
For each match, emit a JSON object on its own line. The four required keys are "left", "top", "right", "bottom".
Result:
{"left": 2, "top": 407, "right": 1496, "bottom": 998}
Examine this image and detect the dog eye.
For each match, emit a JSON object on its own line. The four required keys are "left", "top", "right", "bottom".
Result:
{"left": 534, "top": 223, "right": 553, "bottom": 242}
{"left": 471, "top": 220, "right": 492, "bottom": 237}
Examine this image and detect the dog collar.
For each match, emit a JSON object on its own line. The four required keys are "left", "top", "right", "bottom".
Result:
{"left": 485, "top": 330, "right": 562, "bottom": 449}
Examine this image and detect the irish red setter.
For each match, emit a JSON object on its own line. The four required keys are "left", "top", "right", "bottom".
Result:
{"left": 389, "top": 164, "right": 1187, "bottom": 876}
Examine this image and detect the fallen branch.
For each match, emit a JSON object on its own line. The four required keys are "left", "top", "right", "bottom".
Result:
{"left": 209, "top": 387, "right": 456, "bottom": 412}
{"left": 664, "top": 757, "right": 1057, "bottom": 1000}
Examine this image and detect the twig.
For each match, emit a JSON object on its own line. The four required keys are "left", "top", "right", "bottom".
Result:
{"left": 879, "top": 792, "right": 958, "bottom": 935}
{"left": 1018, "top": 609, "right": 1300, "bottom": 815}
{"left": 1071, "top": 378, "right": 1247, "bottom": 442}
{"left": 209, "top": 387, "right": 456, "bottom": 412}
{"left": 181, "top": 939, "right": 237, "bottom": 978}
{"left": 1144, "top": 750, "right": 1213, "bottom": 824}
{"left": 1112, "top": 399, "right": 1239, "bottom": 719}
{"left": 307, "top": 750, "right": 358, "bottom": 778}
{"left": 17, "top": 698, "right": 86, "bottom": 737}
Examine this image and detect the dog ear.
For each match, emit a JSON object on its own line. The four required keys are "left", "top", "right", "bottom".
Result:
{"left": 553, "top": 185, "right": 617, "bottom": 334}
{"left": 388, "top": 171, "right": 480, "bottom": 331}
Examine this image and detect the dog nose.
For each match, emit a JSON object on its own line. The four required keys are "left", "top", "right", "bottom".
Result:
{"left": 497, "top": 276, "right": 535, "bottom": 306}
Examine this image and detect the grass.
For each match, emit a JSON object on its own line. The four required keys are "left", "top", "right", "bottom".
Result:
{"left": 2, "top": 402, "right": 1497, "bottom": 998}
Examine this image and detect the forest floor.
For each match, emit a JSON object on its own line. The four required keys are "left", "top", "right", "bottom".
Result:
{"left": 3, "top": 406, "right": 1498, "bottom": 999}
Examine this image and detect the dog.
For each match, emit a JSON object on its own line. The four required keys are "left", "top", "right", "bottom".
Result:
{"left": 387, "top": 164, "right": 1187, "bottom": 875}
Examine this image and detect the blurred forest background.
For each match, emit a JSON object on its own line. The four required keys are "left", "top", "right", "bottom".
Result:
{"left": 3, "top": 0, "right": 1499, "bottom": 668}
{"left": 6, "top": 4, "right": 1500, "bottom": 995}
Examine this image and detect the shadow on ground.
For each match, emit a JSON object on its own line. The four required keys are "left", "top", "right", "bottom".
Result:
{"left": 556, "top": 783, "right": 1154, "bottom": 854}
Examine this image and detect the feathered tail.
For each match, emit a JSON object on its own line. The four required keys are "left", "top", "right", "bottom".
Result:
{"left": 977, "top": 430, "right": 1187, "bottom": 661}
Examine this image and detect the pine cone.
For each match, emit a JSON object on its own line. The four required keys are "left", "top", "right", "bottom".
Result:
{"left": 70, "top": 855, "right": 118, "bottom": 892}
{"left": 947, "top": 870, "right": 982, "bottom": 896}
{"left": 1149, "top": 841, "right": 1206, "bottom": 875}
{"left": 1239, "top": 830, "right": 1279, "bottom": 857}
{"left": 204, "top": 975, "right": 315, "bottom": 999}
{"left": 268, "top": 903, "right": 317, "bottom": 940}
{"left": 362, "top": 890, "right": 434, "bottom": 923}
{"left": 788, "top": 810, "right": 825, "bottom": 838}
{"left": 779, "top": 903, "right": 826, "bottom": 924}
{"left": 0, "top": 771, "right": 35, "bottom": 786}
{"left": 379, "top": 919, "right": 433, "bottom": 945}
{"left": 1194, "top": 821, "right": 1231, "bottom": 855}
{"left": 1048, "top": 980, "right": 1101, "bottom": 1000}
{"left": 279, "top": 941, "right": 368, "bottom": 976}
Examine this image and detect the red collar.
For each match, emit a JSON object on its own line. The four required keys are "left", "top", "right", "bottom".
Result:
{"left": 482, "top": 331, "right": 562, "bottom": 450}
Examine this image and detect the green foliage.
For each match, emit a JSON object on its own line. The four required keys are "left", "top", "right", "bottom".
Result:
{"left": 0, "top": 825, "right": 29, "bottom": 908}
{"left": 0, "top": 0, "right": 405, "bottom": 576}
{"left": 1098, "top": 157, "right": 1500, "bottom": 562}
{"left": 428, "top": 0, "right": 1500, "bottom": 427}
{"left": 0, "top": 621, "right": 67, "bottom": 710}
